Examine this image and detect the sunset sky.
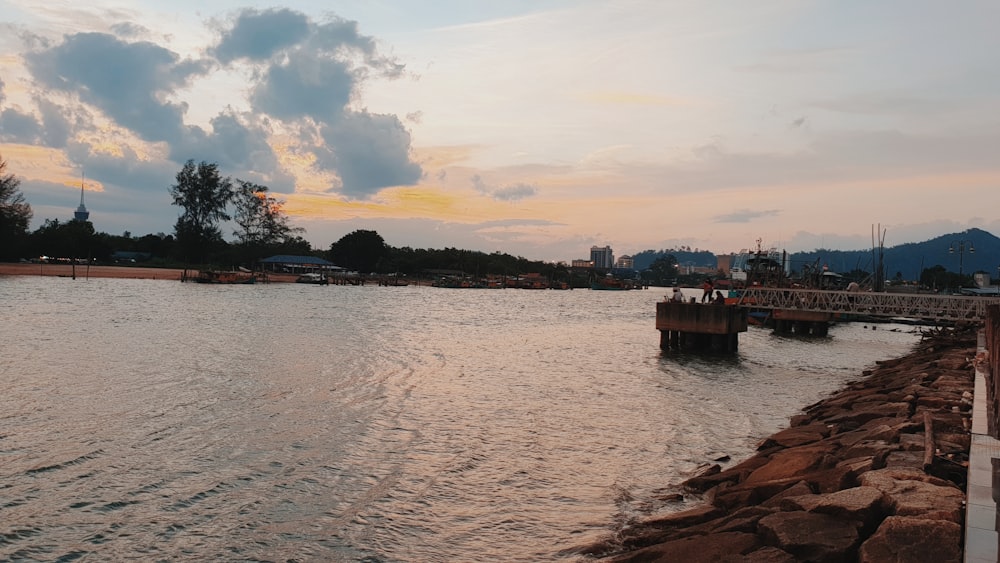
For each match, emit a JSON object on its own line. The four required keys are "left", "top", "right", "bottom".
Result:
{"left": 1, "top": 1, "right": 998, "bottom": 262}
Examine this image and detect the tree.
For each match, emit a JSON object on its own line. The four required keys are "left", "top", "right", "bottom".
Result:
{"left": 0, "top": 156, "right": 33, "bottom": 261}
{"left": 232, "top": 180, "right": 297, "bottom": 247}
{"left": 329, "top": 229, "right": 388, "bottom": 273}
{"left": 29, "top": 218, "right": 107, "bottom": 260}
{"left": 169, "top": 160, "right": 232, "bottom": 263}
{"left": 642, "top": 255, "right": 679, "bottom": 286}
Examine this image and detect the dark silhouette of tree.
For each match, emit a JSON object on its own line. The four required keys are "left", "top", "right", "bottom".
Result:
{"left": 169, "top": 160, "right": 232, "bottom": 264}
{"left": 232, "top": 180, "right": 297, "bottom": 247}
{"left": 29, "top": 218, "right": 108, "bottom": 260}
{"left": 641, "top": 255, "right": 679, "bottom": 286}
{"left": 329, "top": 229, "right": 388, "bottom": 273}
{"left": 0, "top": 156, "right": 33, "bottom": 261}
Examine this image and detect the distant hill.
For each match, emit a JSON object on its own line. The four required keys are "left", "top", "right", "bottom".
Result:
{"left": 631, "top": 228, "right": 1000, "bottom": 281}
{"left": 790, "top": 228, "right": 1000, "bottom": 280}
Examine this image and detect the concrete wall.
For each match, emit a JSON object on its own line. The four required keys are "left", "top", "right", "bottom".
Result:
{"left": 986, "top": 304, "right": 1000, "bottom": 438}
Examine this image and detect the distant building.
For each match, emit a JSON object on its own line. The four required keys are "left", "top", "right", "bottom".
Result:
{"left": 571, "top": 259, "right": 594, "bottom": 268}
{"left": 590, "top": 245, "right": 614, "bottom": 269}
{"left": 716, "top": 254, "right": 732, "bottom": 274}
{"left": 616, "top": 255, "right": 634, "bottom": 269}
{"left": 73, "top": 179, "right": 89, "bottom": 221}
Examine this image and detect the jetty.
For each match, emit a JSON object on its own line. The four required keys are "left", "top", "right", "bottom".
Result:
{"left": 657, "top": 288, "right": 1000, "bottom": 352}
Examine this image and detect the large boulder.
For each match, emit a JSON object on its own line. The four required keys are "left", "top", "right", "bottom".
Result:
{"left": 745, "top": 445, "right": 831, "bottom": 484}
{"left": 779, "top": 486, "right": 888, "bottom": 533}
{"left": 757, "top": 511, "right": 862, "bottom": 563}
{"left": 858, "top": 516, "right": 962, "bottom": 562}
{"left": 858, "top": 468, "right": 964, "bottom": 523}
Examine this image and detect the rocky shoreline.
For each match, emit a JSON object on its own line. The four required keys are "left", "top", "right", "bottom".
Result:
{"left": 587, "top": 326, "right": 978, "bottom": 562}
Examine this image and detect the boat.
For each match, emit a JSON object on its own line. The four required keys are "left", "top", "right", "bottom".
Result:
{"left": 296, "top": 272, "right": 329, "bottom": 285}
{"left": 193, "top": 270, "right": 256, "bottom": 284}
{"left": 591, "top": 275, "right": 635, "bottom": 290}
{"left": 730, "top": 239, "right": 789, "bottom": 287}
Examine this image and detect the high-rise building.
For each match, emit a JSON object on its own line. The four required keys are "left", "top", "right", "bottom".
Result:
{"left": 590, "top": 245, "right": 614, "bottom": 269}
{"left": 73, "top": 176, "right": 89, "bottom": 221}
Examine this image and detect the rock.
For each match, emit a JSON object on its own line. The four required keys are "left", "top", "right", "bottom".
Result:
{"left": 881, "top": 450, "right": 928, "bottom": 470}
{"left": 604, "top": 531, "right": 760, "bottom": 563}
{"left": 683, "top": 505, "right": 776, "bottom": 537}
{"left": 858, "top": 516, "right": 962, "bottom": 563}
{"left": 757, "top": 511, "right": 862, "bottom": 563}
{"left": 858, "top": 468, "right": 964, "bottom": 523}
{"left": 727, "top": 546, "right": 797, "bottom": 562}
{"left": 756, "top": 423, "right": 829, "bottom": 449}
{"left": 744, "top": 445, "right": 830, "bottom": 484}
{"left": 821, "top": 403, "right": 913, "bottom": 426}
{"left": 683, "top": 455, "right": 772, "bottom": 492}
{"left": 840, "top": 439, "right": 898, "bottom": 460}
{"left": 760, "top": 480, "right": 814, "bottom": 508}
{"left": 835, "top": 456, "right": 875, "bottom": 474}
{"left": 778, "top": 486, "right": 887, "bottom": 533}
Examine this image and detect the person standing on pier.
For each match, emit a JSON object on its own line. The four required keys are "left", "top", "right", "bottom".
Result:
{"left": 701, "top": 278, "right": 714, "bottom": 303}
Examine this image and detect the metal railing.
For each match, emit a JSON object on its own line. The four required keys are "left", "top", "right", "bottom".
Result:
{"left": 735, "top": 287, "right": 1000, "bottom": 322}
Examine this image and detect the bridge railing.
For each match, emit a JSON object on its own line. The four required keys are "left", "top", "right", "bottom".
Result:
{"left": 735, "top": 287, "right": 1000, "bottom": 322}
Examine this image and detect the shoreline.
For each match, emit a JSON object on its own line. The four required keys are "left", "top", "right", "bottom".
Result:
{"left": 587, "top": 327, "right": 976, "bottom": 562}
{"left": 0, "top": 263, "right": 189, "bottom": 281}
{"left": 0, "top": 263, "right": 310, "bottom": 283}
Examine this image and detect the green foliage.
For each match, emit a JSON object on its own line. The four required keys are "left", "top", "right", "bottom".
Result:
{"left": 169, "top": 160, "right": 233, "bottom": 264}
{"left": 232, "top": 180, "right": 298, "bottom": 247}
{"left": 919, "top": 265, "right": 972, "bottom": 292}
{"left": 329, "top": 230, "right": 389, "bottom": 273}
{"left": 0, "top": 156, "right": 33, "bottom": 260}
{"left": 29, "top": 218, "right": 110, "bottom": 260}
{"left": 640, "top": 255, "right": 679, "bottom": 286}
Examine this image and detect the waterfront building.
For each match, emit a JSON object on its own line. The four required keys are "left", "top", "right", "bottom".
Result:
{"left": 616, "top": 255, "right": 634, "bottom": 269}
{"left": 571, "top": 259, "right": 594, "bottom": 269}
{"left": 590, "top": 245, "right": 614, "bottom": 270}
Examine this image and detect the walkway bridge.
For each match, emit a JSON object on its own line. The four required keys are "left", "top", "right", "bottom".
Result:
{"left": 736, "top": 287, "right": 1000, "bottom": 323}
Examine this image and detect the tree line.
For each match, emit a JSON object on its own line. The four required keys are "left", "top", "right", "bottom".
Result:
{"left": 0, "top": 156, "right": 571, "bottom": 278}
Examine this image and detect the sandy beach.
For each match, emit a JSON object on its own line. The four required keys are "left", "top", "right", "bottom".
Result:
{"left": 0, "top": 262, "right": 188, "bottom": 280}
{"left": 0, "top": 263, "right": 304, "bottom": 283}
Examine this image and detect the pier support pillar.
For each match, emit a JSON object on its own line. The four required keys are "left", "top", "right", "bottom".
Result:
{"left": 656, "top": 302, "right": 747, "bottom": 353}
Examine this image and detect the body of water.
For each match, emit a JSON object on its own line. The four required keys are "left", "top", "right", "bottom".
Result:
{"left": 0, "top": 277, "right": 922, "bottom": 561}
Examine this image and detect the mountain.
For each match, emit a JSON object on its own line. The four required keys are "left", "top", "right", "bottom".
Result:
{"left": 631, "top": 228, "right": 1000, "bottom": 281}
{"left": 790, "top": 228, "right": 1000, "bottom": 280}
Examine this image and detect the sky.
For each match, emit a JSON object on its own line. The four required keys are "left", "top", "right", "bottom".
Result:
{"left": 1, "top": 0, "right": 998, "bottom": 262}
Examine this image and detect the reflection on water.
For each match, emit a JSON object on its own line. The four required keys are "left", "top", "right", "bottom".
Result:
{"left": 0, "top": 277, "right": 921, "bottom": 561}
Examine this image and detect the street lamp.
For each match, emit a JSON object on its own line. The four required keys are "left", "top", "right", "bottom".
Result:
{"left": 948, "top": 240, "right": 974, "bottom": 289}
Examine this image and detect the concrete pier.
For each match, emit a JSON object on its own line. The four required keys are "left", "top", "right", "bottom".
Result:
{"left": 771, "top": 309, "right": 835, "bottom": 336}
{"left": 656, "top": 301, "right": 748, "bottom": 352}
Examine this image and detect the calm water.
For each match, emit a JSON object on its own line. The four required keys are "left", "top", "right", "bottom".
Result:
{"left": 0, "top": 277, "right": 921, "bottom": 562}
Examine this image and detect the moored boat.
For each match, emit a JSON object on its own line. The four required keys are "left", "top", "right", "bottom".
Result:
{"left": 193, "top": 270, "right": 256, "bottom": 284}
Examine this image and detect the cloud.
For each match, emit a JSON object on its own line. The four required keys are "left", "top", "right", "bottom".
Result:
{"left": 248, "top": 50, "right": 354, "bottom": 122}
{"left": 713, "top": 208, "right": 781, "bottom": 223}
{"left": 36, "top": 98, "right": 73, "bottom": 148}
{"left": 471, "top": 174, "right": 538, "bottom": 201}
{"left": 12, "top": 8, "right": 421, "bottom": 201}
{"left": 0, "top": 108, "right": 42, "bottom": 143}
{"left": 315, "top": 111, "right": 423, "bottom": 198}
{"left": 24, "top": 32, "right": 208, "bottom": 145}
{"left": 211, "top": 8, "right": 310, "bottom": 63}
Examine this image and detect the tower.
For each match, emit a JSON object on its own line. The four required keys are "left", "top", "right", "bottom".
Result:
{"left": 74, "top": 175, "right": 89, "bottom": 221}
